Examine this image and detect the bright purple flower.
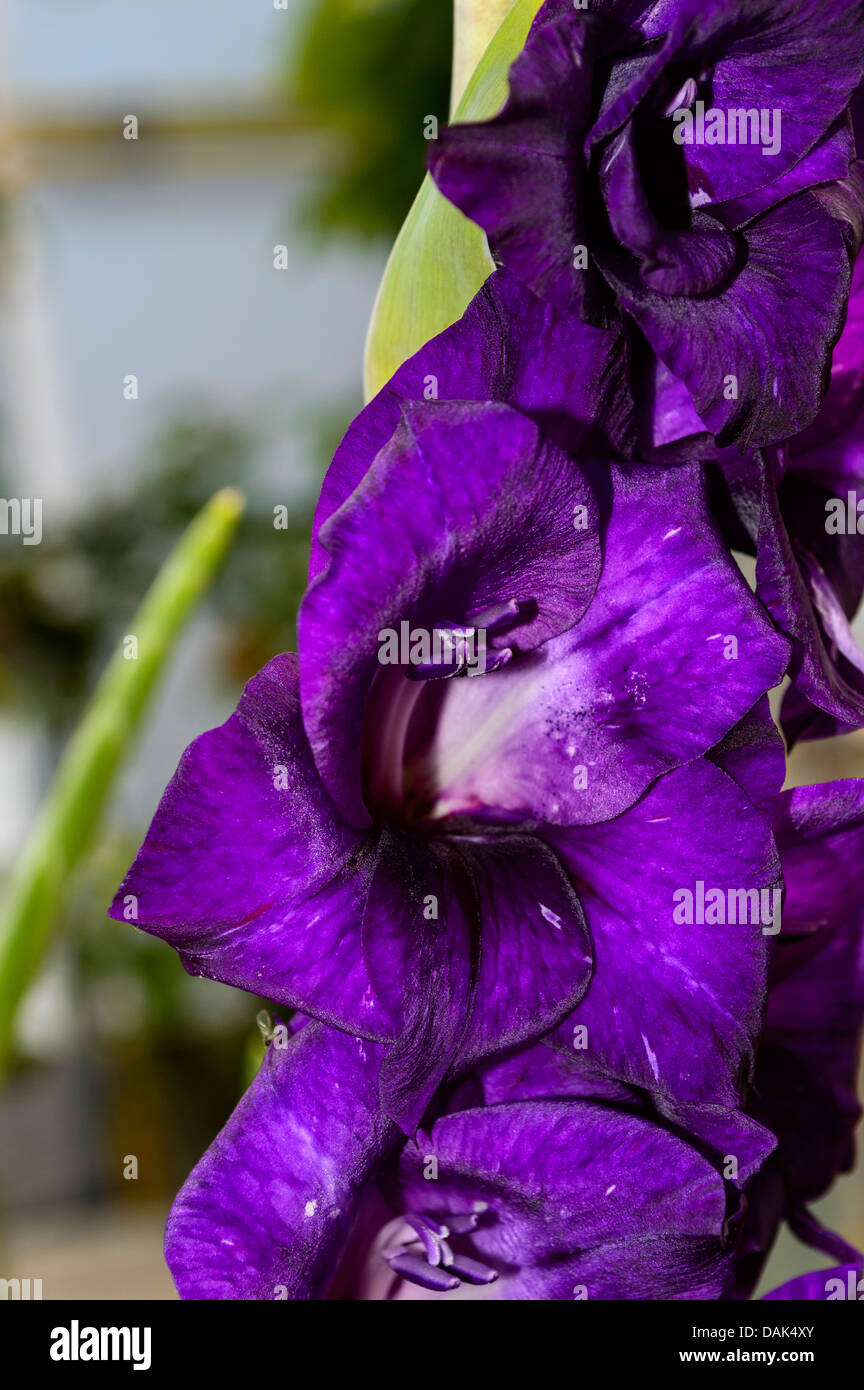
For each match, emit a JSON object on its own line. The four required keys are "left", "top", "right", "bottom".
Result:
{"left": 111, "top": 400, "right": 788, "bottom": 1132}
{"left": 164, "top": 1017, "right": 741, "bottom": 1300}
{"left": 147, "top": 754, "right": 864, "bottom": 1301}
{"left": 427, "top": 0, "right": 864, "bottom": 448}
{"left": 162, "top": 765, "right": 864, "bottom": 1303}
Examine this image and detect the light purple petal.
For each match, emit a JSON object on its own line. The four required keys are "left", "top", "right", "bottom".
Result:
{"left": 414, "top": 462, "right": 789, "bottom": 827}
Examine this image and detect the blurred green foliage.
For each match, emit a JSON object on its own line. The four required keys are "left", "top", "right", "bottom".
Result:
{"left": 0, "top": 401, "right": 352, "bottom": 739}
{"left": 289, "top": 0, "right": 452, "bottom": 240}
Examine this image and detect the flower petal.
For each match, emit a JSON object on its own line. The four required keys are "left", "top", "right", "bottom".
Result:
{"left": 708, "top": 695, "right": 786, "bottom": 819}
{"left": 310, "top": 268, "right": 633, "bottom": 583}
{"left": 109, "top": 654, "right": 392, "bottom": 1040}
{"left": 751, "top": 781, "right": 864, "bottom": 1202}
{"left": 546, "top": 754, "right": 781, "bottom": 1104}
{"left": 362, "top": 828, "right": 592, "bottom": 1130}
{"left": 417, "top": 462, "right": 789, "bottom": 827}
{"left": 428, "top": 13, "right": 598, "bottom": 315}
{"left": 390, "top": 1099, "right": 733, "bottom": 1299}
{"left": 600, "top": 193, "right": 855, "bottom": 448}
{"left": 300, "top": 400, "right": 601, "bottom": 827}
{"left": 763, "top": 1261, "right": 863, "bottom": 1300}
{"left": 165, "top": 1022, "right": 397, "bottom": 1300}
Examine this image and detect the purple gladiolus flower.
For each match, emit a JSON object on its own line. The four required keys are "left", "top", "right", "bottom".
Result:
{"left": 427, "top": 0, "right": 864, "bottom": 448}
{"left": 749, "top": 781, "right": 864, "bottom": 1216}
{"left": 156, "top": 762, "right": 864, "bottom": 1301}
{"left": 105, "top": 0, "right": 864, "bottom": 1304}
{"left": 162, "top": 1018, "right": 739, "bottom": 1300}
{"left": 111, "top": 399, "right": 788, "bottom": 1136}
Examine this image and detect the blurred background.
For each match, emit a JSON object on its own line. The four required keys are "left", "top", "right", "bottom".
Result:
{"left": 0, "top": 0, "right": 860, "bottom": 1300}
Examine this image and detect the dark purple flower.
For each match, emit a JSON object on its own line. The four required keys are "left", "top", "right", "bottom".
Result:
{"left": 707, "top": 256, "right": 864, "bottom": 742}
{"left": 712, "top": 777, "right": 864, "bottom": 1296}
{"left": 752, "top": 780, "right": 864, "bottom": 1208}
{"left": 427, "top": 0, "right": 864, "bottom": 448}
{"left": 163, "top": 768, "right": 864, "bottom": 1304}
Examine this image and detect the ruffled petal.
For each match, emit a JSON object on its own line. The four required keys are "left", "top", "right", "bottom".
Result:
{"left": 311, "top": 268, "right": 633, "bottom": 583}
{"left": 427, "top": 12, "right": 598, "bottom": 315}
{"left": 601, "top": 193, "right": 855, "bottom": 448}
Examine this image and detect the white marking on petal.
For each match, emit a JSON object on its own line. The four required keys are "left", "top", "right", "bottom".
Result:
{"left": 641, "top": 1033, "right": 661, "bottom": 1083}
{"left": 540, "top": 902, "right": 564, "bottom": 930}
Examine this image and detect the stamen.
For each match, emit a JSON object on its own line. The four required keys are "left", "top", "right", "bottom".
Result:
{"left": 445, "top": 1254, "right": 499, "bottom": 1285}
{"left": 444, "top": 1213, "right": 480, "bottom": 1234}
{"left": 387, "top": 1253, "right": 460, "bottom": 1292}
{"left": 404, "top": 1214, "right": 448, "bottom": 1265}
{"left": 407, "top": 624, "right": 486, "bottom": 681}
{"left": 382, "top": 1208, "right": 498, "bottom": 1293}
{"left": 406, "top": 606, "right": 521, "bottom": 682}
{"left": 256, "top": 1010, "right": 275, "bottom": 1044}
{"left": 664, "top": 76, "right": 697, "bottom": 117}
{"left": 475, "top": 598, "right": 523, "bottom": 635}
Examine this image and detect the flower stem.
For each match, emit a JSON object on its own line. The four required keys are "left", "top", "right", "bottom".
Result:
{"left": 0, "top": 486, "right": 245, "bottom": 1077}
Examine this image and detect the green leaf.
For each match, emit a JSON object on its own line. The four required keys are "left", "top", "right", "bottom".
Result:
{"left": 363, "top": 0, "right": 543, "bottom": 400}
{"left": 0, "top": 487, "right": 245, "bottom": 1077}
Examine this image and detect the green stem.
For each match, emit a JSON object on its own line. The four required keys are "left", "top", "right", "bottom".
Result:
{"left": 0, "top": 486, "right": 245, "bottom": 1077}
